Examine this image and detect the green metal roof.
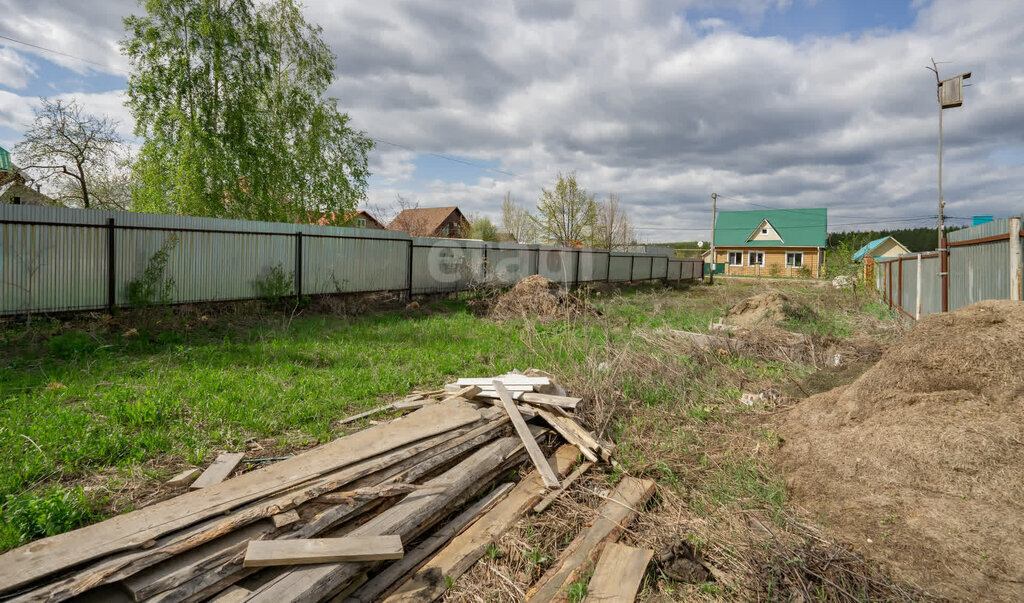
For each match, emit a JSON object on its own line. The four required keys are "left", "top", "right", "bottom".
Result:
{"left": 713, "top": 208, "right": 827, "bottom": 248}
{"left": 0, "top": 145, "right": 10, "bottom": 171}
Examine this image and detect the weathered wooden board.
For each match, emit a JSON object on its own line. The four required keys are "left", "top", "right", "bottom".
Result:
{"left": 584, "top": 543, "right": 653, "bottom": 603}
{"left": 208, "top": 586, "right": 251, "bottom": 603}
{"left": 383, "top": 445, "right": 580, "bottom": 603}
{"left": 526, "top": 477, "right": 656, "bottom": 602}
{"left": 348, "top": 482, "right": 514, "bottom": 603}
{"left": 0, "top": 400, "right": 482, "bottom": 595}
{"left": 242, "top": 536, "right": 404, "bottom": 567}
{"left": 455, "top": 376, "right": 550, "bottom": 387}
{"left": 534, "top": 409, "right": 599, "bottom": 462}
{"left": 189, "top": 453, "right": 244, "bottom": 491}
{"left": 165, "top": 468, "right": 200, "bottom": 489}
{"left": 493, "top": 381, "right": 560, "bottom": 489}
{"left": 270, "top": 510, "right": 300, "bottom": 529}
{"left": 247, "top": 436, "right": 527, "bottom": 603}
{"left": 520, "top": 392, "right": 582, "bottom": 410}
{"left": 120, "top": 521, "right": 272, "bottom": 602}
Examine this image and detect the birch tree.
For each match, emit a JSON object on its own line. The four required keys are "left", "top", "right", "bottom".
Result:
{"left": 533, "top": 172, "right": 596, "bottom": 246}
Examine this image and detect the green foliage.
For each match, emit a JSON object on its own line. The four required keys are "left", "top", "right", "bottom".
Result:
{"left": 468, "top": 216, "right": 499, "bottom": 241}
{"left": 823, "top": 240, "right": 858, "bottom": 281}
{"left": 254, "top": 264, "right": 295, "bottom": 302}
{"left": 47, "top": 331, "right": 100, "bottom": 359}
{"left": 827, "top": 226, "right": 961, "bottom": 253}
{"left": 533, "top": 171, "right": 596, "bottom": 246}
{"left": 122, "top": 0, "right": 372, "bottom": 222}
{"left": 127, "top": 236, "right": 179, "bottom": 307}
{"left": 1, "top": 487, "right": 97, "bottom": 550}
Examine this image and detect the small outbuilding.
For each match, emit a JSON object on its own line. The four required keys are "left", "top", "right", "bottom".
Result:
{"left": 852, "top": 236, "right": 910, "bottom": 262}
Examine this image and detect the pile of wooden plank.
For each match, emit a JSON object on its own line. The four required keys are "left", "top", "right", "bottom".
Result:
{"left": 0, "top": 371, "right": 651, "bottom": 603}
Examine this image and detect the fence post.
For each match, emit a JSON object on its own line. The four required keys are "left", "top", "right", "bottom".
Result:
{"left": 1010, "top": 217, "right": 1022, "bottom": 300}
{"left": 294, "top": 231, "right": 303, "bottom": 300}
{"left": 574, "top": 249, "right": 581, "bottom": 287}
{"left": 606, "top": 251, "right": 612, "bottom": 282}
{"left": 897, "top": 256, "right": 903, "bottom": 314}
{"left": 630, "top": 255, "right": 635, "bottom": 282}
{"left": 482, "top": 244, "right": 488, "bottom": 281}
{"left": 940, "top": 236, "right": 949, "bottom": 312}
{"left": 649, "top": 256, "right": 654, "bottom": 281}
{"left": 915, "top": 254, "right": 922, "bottom": 320}
{"left": 887, "top": 261, "right": 893, "bottom": 310}
{"left": 106, "top": 218, "right": 115, "bottom": 313}
{"left": 406, "top": 240, "right": 414, "bottom": 300}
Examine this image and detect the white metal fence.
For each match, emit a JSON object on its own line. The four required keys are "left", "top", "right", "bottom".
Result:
{"left": 1, "top": 205, "right": 703, "bottom": 315}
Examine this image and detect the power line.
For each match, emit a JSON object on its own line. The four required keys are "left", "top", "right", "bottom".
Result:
{"left": 371, "top": 138, "right": 520, "bottom": 178}
{"left": 632, "top": 215, "right": 941, "bottom": 232}
{"left": 0, "top": 33, "right": 126, "bottom": 73}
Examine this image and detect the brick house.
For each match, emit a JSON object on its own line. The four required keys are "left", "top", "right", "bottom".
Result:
{"left": 711, "top": 208, "right": 827, "bottom": 278}
{"left": 387, "top": 206, "right": 470, "bottom": 238}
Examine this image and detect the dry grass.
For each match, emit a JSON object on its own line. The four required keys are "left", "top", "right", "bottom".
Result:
{"left": 447, "top": 281, "right": 923, "bottom": 602}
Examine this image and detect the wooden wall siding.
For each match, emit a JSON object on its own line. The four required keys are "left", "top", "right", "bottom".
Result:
{"left": 714, "top": 247, "right": 822, "bottom": 278}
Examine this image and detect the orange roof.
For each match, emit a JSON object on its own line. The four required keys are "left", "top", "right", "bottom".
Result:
{"left": 310, "top": 210, "right": 384, "bottom": 228}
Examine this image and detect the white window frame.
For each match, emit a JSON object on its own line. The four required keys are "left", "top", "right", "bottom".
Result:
{"left": 786, "top": 252, "right": 804, "bottom": 268}
{"left": 748, "top": 251, "right": 764, "bottom": 266}
{"left": 728, "top": 251, "right": 743, "bottom": 266}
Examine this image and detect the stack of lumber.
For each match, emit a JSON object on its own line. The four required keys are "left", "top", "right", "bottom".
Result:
{"left": 0, "top": 371, "right": 632, "bottom": 603}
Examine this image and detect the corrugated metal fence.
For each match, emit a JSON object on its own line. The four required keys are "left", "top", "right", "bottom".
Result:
{"left": 0, "top": 205, "right": 703, "bottom": 315}
{"left": 876, "top": 215, "right": 1023, "bottom": 319}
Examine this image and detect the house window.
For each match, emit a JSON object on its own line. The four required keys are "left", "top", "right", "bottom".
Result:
{"left": 786, "top": 252, "right": 804, "bottom": 268}
{"left": 357, "top": 217, "right": 366, "bottom": 228}
{"left": 748, "top": 251, "right": 764, "bottom": 266}
{"left": 727, "top": 251, "right": 743, "bottom": 266}
{"left": 12, "top": 196, "right": 21, "bottom": 205}
{"left": 761, "top": 227, "right": 768, "bottom": 234}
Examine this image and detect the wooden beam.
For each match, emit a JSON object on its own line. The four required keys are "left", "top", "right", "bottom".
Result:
{"left": 383, "top": 445, "right": 579, "bottom": 603}
{"left": 242, "top": 536, "right": 404, "bottom": 567}
{"left": 520, "top": 392, "right": 581, "bottom": 411}
{"left": 441, "top": 385, "right": 481, "bottom": 402}
{"left": 533, "top": 409, "right": 600, "bottom": 463}
{"left": 208, "top": 586, "right": 251, "bottom": 603}
{"left": 526, "top": 476, "right": 656, "bottom": 602}
{"left": 0, "top": 400, "right": 483, "bottom": 596}
{"left": 493, "top": 381, "right": 560, "bottom": 489}
{"left": 583, "top": 543, "right": 653, "bottom": 603}
{"left": 533, "top": 462, "right": 593, "bottom": 514}
{"left": 456, "top": 376, "right": 550, "bottom": 387}
{"left": 348, "top": 482, "right": 515, "bottom": 603}
{"left": 246, "top": 436, "right": 529, "bottom": 603}
{"left": 189, "top": 453, "right": 245, "bottom": 491}
{"left": 270, "top": 510, "right": 300, "bottom": 529}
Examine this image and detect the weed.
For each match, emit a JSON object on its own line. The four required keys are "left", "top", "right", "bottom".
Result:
{"left": 1, "top": 486, "right": 97, "bottom": 550}
{"left": 485, "top": 543, "right": 502, "bottom": 560}
{"left": 254, "top": 264, "right": 295, "bottom": 303}
{"left": 127, "top": 236, "right": 179, "bottom": 307}
{"left": 47, "top": 331, "right": 100, "bottom": 359}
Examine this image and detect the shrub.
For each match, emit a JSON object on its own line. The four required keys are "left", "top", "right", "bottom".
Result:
{"left": 127, "top": 236, "right": 179, "bottom": 307}
{"left": 768, "top": 263, "right": 782, "bottom": 277}
{"left": 1, "top": 487, "right": 97, "bottom": 550}
{"left": 254, "top": 264, "right": 294, "bottom": 303}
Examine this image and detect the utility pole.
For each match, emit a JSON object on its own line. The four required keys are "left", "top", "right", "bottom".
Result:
{"left": 709, "top": 192, "right": 717, "bottom": 284}
{"left": 928, "top": 58, "right": 971, "bottom": 248}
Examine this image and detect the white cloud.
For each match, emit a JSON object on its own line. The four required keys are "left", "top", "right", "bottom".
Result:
{"left": 2, "top": 0, "right": 1023, "bottom": 241}
{"left": 0, "top": 47, "right": 36, "bottom": 89}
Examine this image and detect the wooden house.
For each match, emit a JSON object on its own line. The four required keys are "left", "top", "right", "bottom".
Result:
{"left": 711, "top": 208, "right": 827, "bottom": 278}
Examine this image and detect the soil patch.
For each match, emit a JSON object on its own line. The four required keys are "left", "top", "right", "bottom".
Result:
{"left": 725, "top": 290, "right": 800, "bottom": 327}
{"left": 489, "top": 275, "right": 593, "bottom": 319}
{"left": 776, "top": 300, "right": 1024, "bottom": 601}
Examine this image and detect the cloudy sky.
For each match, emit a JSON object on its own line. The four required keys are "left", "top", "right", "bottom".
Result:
{"left": 1, "top": 0, "right": 1021, "bottom": 242}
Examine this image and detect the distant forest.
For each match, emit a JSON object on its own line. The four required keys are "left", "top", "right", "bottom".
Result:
{"left": 826, "top": 226, "right": 962, "bottom": 253}
{"left": 663, "top": 226, "right": 962, "bottom": 255}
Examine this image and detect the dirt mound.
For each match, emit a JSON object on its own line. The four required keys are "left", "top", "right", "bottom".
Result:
{"left": 490, "top": 275, "right": 591, "bottom": 319}
{"left": 725, "top": 290, "right": 807, "bottom": 327}
{"left": 776, "top": 300, "right": 1024, "bottom": 601}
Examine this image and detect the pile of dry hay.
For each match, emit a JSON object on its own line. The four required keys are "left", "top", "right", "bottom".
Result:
{"left": 777, "top": 300, "right": 1024, "bottom": 600}
{"left": 724, "top": 290, "right": 802, "bottom": 327}
{"left": 490, "top": 275, "right": 591, "bottom": 319}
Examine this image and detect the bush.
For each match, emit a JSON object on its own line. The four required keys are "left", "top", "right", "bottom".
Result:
{"left": 254, "top": 264, "right": 294, "bottom": 303}
{"left": 47, "top": 331, "right": 99, "bottom": 359}
{"left": 127, "top": 236, "right": 179, "bottom": 307}
{"left": 1, "top": 487, "right": 97, "bottom": 550}
{"left": 768, "top": 263, "right": 782, "bottom": 277}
